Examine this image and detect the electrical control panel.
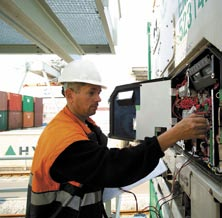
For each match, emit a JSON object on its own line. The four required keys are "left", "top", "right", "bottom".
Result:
{"left": 109, "top": 46, "right": 222, "bottom": 178}
{"left": 171, "top": 47, "right": 222, "bottom": 175}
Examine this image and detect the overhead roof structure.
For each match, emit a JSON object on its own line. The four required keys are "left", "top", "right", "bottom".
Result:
{"left": 0, "top": 0, "right": 119, "bottom": 62}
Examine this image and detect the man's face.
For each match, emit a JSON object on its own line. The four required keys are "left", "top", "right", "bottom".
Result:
{"left": 69, "top": 84, "right": 102, "bottom": 119}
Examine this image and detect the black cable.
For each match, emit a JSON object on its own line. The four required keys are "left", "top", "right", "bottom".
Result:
{"left": 119, "top": 187, "right": 138, "bottom": 212}
{"left": 157, "top": 192, "right": 182, "bottom": 216}
{"left": 142, "top": 206, "right": 160, "bottom": 218}
{"left": 149, "top": 158, "right": 193, "bottom": 218}
{"left": 155, "top": 158, "right": 192, "bottom": 209}
{"left": 119, "top": 188, "right": 161, "bottom": 217}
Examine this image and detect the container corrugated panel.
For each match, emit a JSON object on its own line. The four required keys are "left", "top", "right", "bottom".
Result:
{"left": 34, "top": 97, "right": 43, "bottom": 127}
{"left": 34, "top": 97, "right": 43, "bottom": 113}
{"left": 23, "top": 112, "right": 34, "bottom": 128}
{"left": 8, "top": 93, "right": 22, "bottom": 111}
{"left": 34, "top": 112, "right": 43, "bottom": 127}
{"left": 22, "top": 95, "right": 34, "bottom": 112}
{"left": 8, "top": 111, "right": 22, "bottom": 130}
{"left": 0, "top": 91, "right": 8, "bottom": 110}
{"left": 0, "top": 111, "right": 8, "bottom": 131}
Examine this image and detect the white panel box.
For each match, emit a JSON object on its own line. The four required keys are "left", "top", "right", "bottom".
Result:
{"left": 136, "top": 80, "right": 172, "bottom": 140}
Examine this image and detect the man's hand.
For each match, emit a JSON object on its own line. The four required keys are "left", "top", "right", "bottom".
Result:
{"left": 157, "top": 113, "right": 209, "bottom": 151}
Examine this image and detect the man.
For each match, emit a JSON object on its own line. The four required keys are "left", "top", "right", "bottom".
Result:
{"left": 26, "top": 59, "right": 208, "bottom": 218}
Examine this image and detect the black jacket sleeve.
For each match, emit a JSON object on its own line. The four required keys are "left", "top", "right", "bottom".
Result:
{"left": 50, "top": 136, "right": 164, "bottom": 188}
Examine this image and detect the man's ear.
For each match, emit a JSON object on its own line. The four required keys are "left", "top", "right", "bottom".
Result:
{"left": 64, "top": 88, "right": 74, "bottom": 100}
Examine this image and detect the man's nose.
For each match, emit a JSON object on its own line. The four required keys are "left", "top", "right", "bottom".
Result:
{"left": 95, "top": 94, "right": 101, "bottom": 102}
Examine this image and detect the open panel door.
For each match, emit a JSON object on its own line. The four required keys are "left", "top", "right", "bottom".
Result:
{"left": 109, "top": 78, "right": 171, "bottom": 141}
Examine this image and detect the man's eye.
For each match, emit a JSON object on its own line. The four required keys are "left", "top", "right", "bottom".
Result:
{"left": 89, "top": 91, "right": 95, "bottom": 96}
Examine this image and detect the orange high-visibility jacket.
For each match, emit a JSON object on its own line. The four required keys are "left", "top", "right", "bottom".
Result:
{"left": 26, "top": 106, "right": 107, "bottom": 218}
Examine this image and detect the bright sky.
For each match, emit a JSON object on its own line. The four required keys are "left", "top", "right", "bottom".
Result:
{"left": 0, "top": 0, "right": 151, "bottom": 104}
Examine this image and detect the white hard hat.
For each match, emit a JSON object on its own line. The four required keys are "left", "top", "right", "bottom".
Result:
{"left": 58, "top": 59, "right": 107, "bottom": 89}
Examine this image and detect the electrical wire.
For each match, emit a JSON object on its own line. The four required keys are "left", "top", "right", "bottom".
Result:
{"left": 119, "top": 187, "right": 157, "bottom": 217}
{"left": 141, "top": 205, "right": 160, "bottom": 218}
{"left": 139, "top": 158, "right": 193, "bottom": 218}
{"left": 157, "top": 192, "right": 182, "bottom": 215}
{"left": 154, "top": 158, "right": 192, "bottom": 217}
{"left": 119, "top": 187, "right": 138, "bottom": 213}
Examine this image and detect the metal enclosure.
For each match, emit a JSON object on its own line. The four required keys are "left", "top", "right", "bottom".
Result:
{"left": 136, "top": 80, "right": 171, "bottom": 139}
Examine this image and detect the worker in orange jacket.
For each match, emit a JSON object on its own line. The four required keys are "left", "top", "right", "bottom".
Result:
{"left": 26, "top": 59, "right": 209, "bottom": 218}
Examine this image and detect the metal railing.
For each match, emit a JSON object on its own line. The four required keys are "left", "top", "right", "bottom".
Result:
{"left": 0, "top": 187, "right": 27, "bottom": 193}
{"left": 0, "top": 157, "right": 33, "bottom": 160}
{"left": 0, "top": 156, "right": 31, "bottom": 193}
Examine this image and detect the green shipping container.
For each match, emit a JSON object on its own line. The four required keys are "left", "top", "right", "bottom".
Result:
{"left": 0, "top": 111, "right": 8, "bottom": 131}
{"left": 22, "top": 95, "right": 34, "bottom": 112}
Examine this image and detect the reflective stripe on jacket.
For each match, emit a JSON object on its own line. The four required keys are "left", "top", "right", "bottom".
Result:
{"left": 25, "top": 106, "right": 108, "bottom": 218}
